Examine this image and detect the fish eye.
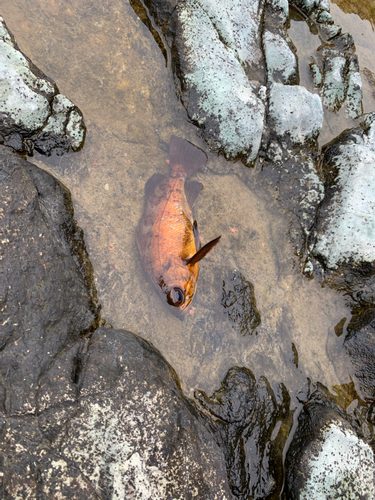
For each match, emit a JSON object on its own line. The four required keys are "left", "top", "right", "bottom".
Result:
{"left": 167, "top": 287, "right": 184, "bottom": 307}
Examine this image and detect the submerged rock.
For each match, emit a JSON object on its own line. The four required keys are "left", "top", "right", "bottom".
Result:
{"left": 0, "top": 16, "right": 85, "bottom": 155}
{"left": 195, "top": 367, "right": 292, "bottom": 500}
{"left": 285, "top": 385, "right": 375, "bottom": 499}
{"left": 221, "top": 270, "right": 261, "bottom": 336}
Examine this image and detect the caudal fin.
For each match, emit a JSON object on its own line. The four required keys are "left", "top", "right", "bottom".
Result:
{"left": 169, "top": 135, "right": 207, "bottom": 177}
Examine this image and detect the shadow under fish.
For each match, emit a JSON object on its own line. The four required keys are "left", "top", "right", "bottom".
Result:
{"left": 136, "top": 135, "right": 221, "bottom": 319}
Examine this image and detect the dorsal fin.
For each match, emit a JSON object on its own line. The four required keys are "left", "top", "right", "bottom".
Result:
{"left": 184, "top": 235, "right": 221, "bottom": 266}
{"left": 185, "top": 180, "right": 203, "bottom": 210}
{"left": 169, "top": 135, "right": 207, "bottom": 177}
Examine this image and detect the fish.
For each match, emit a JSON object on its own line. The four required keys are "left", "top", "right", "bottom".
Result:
{"left": 136, "top": 135, "right": 221, "bottom": 318}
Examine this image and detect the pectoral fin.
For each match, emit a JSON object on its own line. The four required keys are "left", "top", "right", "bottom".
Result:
{"left": 185, "top": 181, "right": 203, "bottom": 210}
{"left": 184, "top": 234, "right": 221, "bottom": 266}
{"left": 193, "top": 220, "right": 200, "bottom": 251}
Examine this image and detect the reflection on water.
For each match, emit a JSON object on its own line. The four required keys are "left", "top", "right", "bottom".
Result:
{"left": 1, "top": 0, "right": 373, "bottom": 405}
{"left": 331, "top": 0, "right": 375, "bottom": 29}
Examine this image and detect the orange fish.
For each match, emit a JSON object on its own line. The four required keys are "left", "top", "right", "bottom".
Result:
{"left": 136, "top": 135, "right": 221, "bottom": 318}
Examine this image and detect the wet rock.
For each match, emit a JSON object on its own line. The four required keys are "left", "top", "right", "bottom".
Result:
{"left": 0, "top": 327, "right": 234, "bottom": 499}
{"left": 261, "top": 83, "right": 324, "bottom": 252}
{"left": 131, "top": 0, "right": 267, "bottom": 162}
{"left": 0, "top": 145, "right": 98, "bottom": 415}
{"left": 0, "top": 16, "right": 86, "bottom": 155}
{"left": 291, "top": 0, "right": 363, "bottom": 118}
{"left": 344, "top": 309, "right": 375, "bottom": 401}
{"left": 221, "top": 270, "right": 261, "bottom": 336}
{"left": 195, "top": 367, "right": 292, "bottom": 500}
{"left": 34, "top": 95, "right": 86, "bottom": 155}
{"left": 285, "top": 385, "right": 375, "bottom": 499}
{"left": 263, "top": 0, "right": 298, "bottom": 86}
{"left": 175, "top": 0, "right": 266, "bottom": 162}
{"left": 311, "top": 113, "right": 375, "bottom": 302}
{"left": 311, "top": 31, "right": 363, "bottom": 118}
{"left": 0, "top": 145, "right": 233, "bottom": 498}
{"left": 364, "top": 67, "right": 375, "bottom": 99}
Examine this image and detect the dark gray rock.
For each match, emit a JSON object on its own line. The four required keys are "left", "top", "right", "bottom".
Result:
{"left": 0, "top": 147, "right": 233, "bottom": 498}
{"left": 0, "top": 16, "right": 86, "bottom": 156}
{"left": 194, "top": 367, "right": 292, "bottom": 500}
{"left": 0, "top": 145, "right": 98, "bottom": 415}
{"left": 0, "top": 327, "right": 234, "bottom": 499}
{"left": 221, "top": 270, "right": 261, "bottom": 336}
{"left": 285, "top": 385, "right": 375, "bottom": 499}
{"left": 344, "top": 309, "right": 375, "bottom": 402}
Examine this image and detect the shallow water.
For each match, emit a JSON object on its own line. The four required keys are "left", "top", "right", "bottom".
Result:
{"left": 1, "top": 0, "right": 374, "bottom": 405}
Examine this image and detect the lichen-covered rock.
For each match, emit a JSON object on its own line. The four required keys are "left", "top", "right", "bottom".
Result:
{"left": 307, "top": 113, "right": 375, "bottom": 302}
{"left": 130, "top": 0, "right": 267, "bottom": 162}
{"left": 261, "top": 84, "right": 324, "bottom": 253}
{"left": 312, "top": 113, "right": 375, "bottom": 270}
{"left": 263, "top": 30, "right": 298, "bottom": 85}
{"left": 0, "top": 145, "right": 98, "bottom": 415}
{"left": 175, "top": 0, "right": 266, "bottom": 162}
{"left": 311, "top": 31, "right": 363, "bottom": 118}
{"left": 285, "top": 386, "right": 375, "bottom": 499}
{"left": 34, "top": 95, "right": 86, "bottom": 155}
{"left": 58, "top": 328, "right": 233, "bottom": 500}
{"left": 262, "top": 0, "right": 298, "bottom": 86}
{"left": 0, "top": 327, "right": 234, "bottom": 499}
{"left": 268, "top": 83, "right": 323, "bottom": 144}
{"left": 194, "top": 367, "right": 292, "bottom": 500}
{"left": 0, "top": 16, "right": 86, "bottom": 155}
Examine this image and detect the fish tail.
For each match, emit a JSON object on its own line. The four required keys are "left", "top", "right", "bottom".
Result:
{"left": 169, "top": 135, "right": 207, "bottom": 177}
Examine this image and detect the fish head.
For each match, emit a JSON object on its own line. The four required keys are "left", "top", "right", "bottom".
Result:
{"left": 158, "top": 264, "right": 198, "bottom": 319}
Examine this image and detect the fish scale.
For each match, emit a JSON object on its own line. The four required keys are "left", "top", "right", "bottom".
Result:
{"left": 136, "top": 135, "right": 221, "bottom": 319}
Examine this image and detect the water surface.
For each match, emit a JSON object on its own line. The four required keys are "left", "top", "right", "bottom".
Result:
{"left": 1, "top": 0, "right": 374, "bottom": 404}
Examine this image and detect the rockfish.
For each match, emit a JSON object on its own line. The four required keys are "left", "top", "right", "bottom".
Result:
{"left": 136, "top": 135, "right": 221, "bottom": 318}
